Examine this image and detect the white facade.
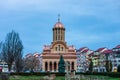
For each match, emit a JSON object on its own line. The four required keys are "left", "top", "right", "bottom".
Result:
{"left": 76, "top": 47, "right": 90, "bottom": 72}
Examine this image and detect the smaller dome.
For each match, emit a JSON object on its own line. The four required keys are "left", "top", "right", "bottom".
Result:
{"left": 54, "top": 21, "right": 64, "bottom": 28}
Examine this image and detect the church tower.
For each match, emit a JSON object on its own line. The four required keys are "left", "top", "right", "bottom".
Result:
{"left": 51, "top": 15, "right": 67, "bottom": 54}
{"left": 53, "top": 16, "right": 65, "bottom": 42}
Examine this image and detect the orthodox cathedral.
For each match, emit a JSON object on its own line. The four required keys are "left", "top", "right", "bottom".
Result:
{"left": 42, "top": 17, "right": 77, "bottom": 72}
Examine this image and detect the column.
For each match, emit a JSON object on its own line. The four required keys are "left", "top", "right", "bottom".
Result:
{"left": 70, "top": 61, "right": 72, "bottom": 71}
{"left": 49, "top": 62, "right": 52, "bottom": 72}
{"left": 48, "top": 62, "right": 50, "bottom": 71}
{"left": 53, "top": 29, "right": 55, "bottom": 41}
{"left": 59, "top": 29, "right": 61, "bottom": 41}
{"left": 74, "top": 61, "right": 77, "bottom": 71}
{"left": 62, "top": 30, "right": 65, "bottom": 41}
{"left": 42, "top": 61, "right": 45, "bottom": 72}
{"left": 52, "top": 62, "right": 54, "bottom": 72}
{"left": 56, "top": 62, "right": 58, "bottom": 72}
{"left": 56, "top": 29, "right": 58, "bottom": 41}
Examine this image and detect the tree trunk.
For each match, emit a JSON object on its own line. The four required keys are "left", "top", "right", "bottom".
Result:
{"left": 8, "top": 64, "right": 12, "bottom": 72}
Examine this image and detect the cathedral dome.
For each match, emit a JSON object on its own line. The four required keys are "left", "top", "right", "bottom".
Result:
{"left": 54, "top": 21, "right": 64, "bottom": 28}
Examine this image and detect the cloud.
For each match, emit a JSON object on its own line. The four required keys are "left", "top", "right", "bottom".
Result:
{"left": 0, "top": 0, "right": 120, "bottom": 55}
{"left": 66, "top": 30, "right": 120, "bottom": 49}
{"left": 0, "top": 0, "right": 119, "bottom": 24}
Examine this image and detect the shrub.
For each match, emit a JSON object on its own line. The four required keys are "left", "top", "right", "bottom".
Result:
{"left": 0, "top": 74, "right": 9, "bottom": 80}
{"left": 89, "top": 60, "right": 93, "bottom": 73}
{"left": 105, "top": 60, "right": 112, "bottom": 72}
{"left": 117, "top": 65, "right": 120, "bottom": 72}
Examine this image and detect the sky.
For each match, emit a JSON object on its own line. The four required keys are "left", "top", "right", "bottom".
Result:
{"left": 0, "top": 0, "right": 120, "bottom": 56}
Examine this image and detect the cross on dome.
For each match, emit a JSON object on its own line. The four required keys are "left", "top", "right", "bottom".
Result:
{"left": 58, "top": 14, "right": 60, "bottom": 22}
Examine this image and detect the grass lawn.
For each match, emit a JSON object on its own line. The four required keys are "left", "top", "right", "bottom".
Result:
{"left": 9, "top": 75, "right": 120, "bottom": 80}
{"left": 10, "top": 76, "right": 43, "bottom": 80}
{"left": 109, "top": 78, "right": 120, "bottom": 80}
{"left": 10, "top": 75, "right": 65, "bottom": 80}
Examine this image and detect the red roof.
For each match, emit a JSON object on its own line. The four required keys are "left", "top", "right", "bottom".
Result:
{"left": 96, "top": 47, "right": 106, "bottom": 52}
{"left": 0, "top": 67, "right": 2, "bottom": 69}
{"left": 82, "top": 49, "right": 89, "bottom": 53}
{"left": 115, "top": 45, "right": 120, "bottom": 49}
{"left": 102, "top": 49, "right": 112, "bottom": 54}
{"left": 79, "top": 47, "right": 88, "bottom": 51}
{"left": 88, "top": 52, "right": 94, "bottom": 56}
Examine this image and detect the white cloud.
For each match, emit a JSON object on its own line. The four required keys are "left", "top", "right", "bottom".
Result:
{"left": 0, "top": 0, "right": 120, "bottom": 54}
{"left": 66, "top": 30, "right": 120, "bottom": 44}
{"left": 0, "top": 0, "right": 119, "bottom": 23}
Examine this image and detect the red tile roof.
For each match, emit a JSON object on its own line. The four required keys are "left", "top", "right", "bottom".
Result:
{"left": 96, "top": 47, "right": 106, "bottom": 52}
{"left": 115, "top": 45, "right": 120, "bottom": 49}
{"left": 88, "top": 51, "right": 94, "bottom": 56}
{"left": 79, "top": 47, "right": 88, "bottom": 51}
{"left": 82, "top": 49, "right": 89, "bottom": 53}
{"left": 102, "top": 49, "right": 112, "bottom": 54}
{"left": 0, "top": 67, "right": 2, "bottom": 69}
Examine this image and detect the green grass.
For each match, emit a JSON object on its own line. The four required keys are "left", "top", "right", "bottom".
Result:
{"left": 10, "top": 76, "right": 42, "bottom": 80}
{"left": 109, "top": 78, "right": 120, "bottom": 80}
{"left": 9, "top": 75, "right": 120, "bottom": 80}
{"left": 10, "top": 75, "right": 65, "bottom": 80}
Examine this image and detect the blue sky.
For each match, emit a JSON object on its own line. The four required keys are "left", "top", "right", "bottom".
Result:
{"left": 0, "top": 0, "right": 120, "bottom": 56}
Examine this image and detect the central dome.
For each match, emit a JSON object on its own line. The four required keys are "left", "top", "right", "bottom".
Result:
{"left": 54, "top": 21, "right": 64, "bottom": 28}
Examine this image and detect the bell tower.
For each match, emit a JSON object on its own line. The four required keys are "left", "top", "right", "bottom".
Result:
{"left": 51, "top": 15, "right": 67, "bottom": 53}
{"left": 53, "top": 15, "right": 65, "bottom": 42}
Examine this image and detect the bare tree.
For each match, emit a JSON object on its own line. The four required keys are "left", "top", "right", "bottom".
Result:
{"left": 1, "top": 30, "right": 23, "bottom": 72}
{"left": 24, "top": 55, "right": 40, "bottom": 72}
{"left": 14, "top": 53, "right": 23, "bottom": 72}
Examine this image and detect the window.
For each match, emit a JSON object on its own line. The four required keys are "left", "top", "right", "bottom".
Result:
{"left": 58, "top": 45, "right": 60, "bottom": 51}
{"left": 56, "top": 36, "right": 57, "bottom": 40}
{"left": 56, "top": 47, "right": 57, "bottom": 51}
{"left": 118, "top": 60, "right": 120, "bottom": 62}
{"left": 58, "top": 30, "right": 60, "bottom": 34}
{"left": 61, "top": 47, "right": 63, "bottom": 51}
{"left": 58, "top": 36, "right": 60, "bottom": 40}
{"left": 56, "top": 30, "right": 57, "bottom": 34}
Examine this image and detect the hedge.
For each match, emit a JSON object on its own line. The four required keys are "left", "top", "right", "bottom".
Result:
{"left": 10, "top": 72, "right": 120, "bottom": 78}
{"left": 10, "top": 72, "right": 65, "bottom": 76}
{"left": 76, "top": 72, "right": 120, "bottom": 78}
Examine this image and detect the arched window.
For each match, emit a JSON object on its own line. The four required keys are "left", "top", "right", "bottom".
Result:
{"left": 68, "top": 61, "right": 70, "bottom": 71}
{"left": 58, "top": 35, "right": 60, "bottom": 40}
{"left": 45, "top": 62, "right": 48, "bottom": 71}
{"left": 56, "top": 36, "right": 57, "bottom": 40}
{"left": 61, "top": 47, "right": 63, "bottom": 51}
{"left": 56, "top": 47, "right": 57, "bottom": 51}
{"left": 72, "top": 62, "right": 74, "bottom": 70}
{"left": 58, "top": 45, "right": 60, "bottom": 51}
{"left": 56, "top": 30, "right": 57, "bottom": 34}
{"left": 61, "top": 36, "right": 62, "bottom": 40}
{"left": 50, "top": 62, "right": 52, "bottom": 71}
{"left": 54, "top": 62, "right": 57, "bottom": 71}
{"left": 58, "top": 29, "right": 60, "bottom": 34}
